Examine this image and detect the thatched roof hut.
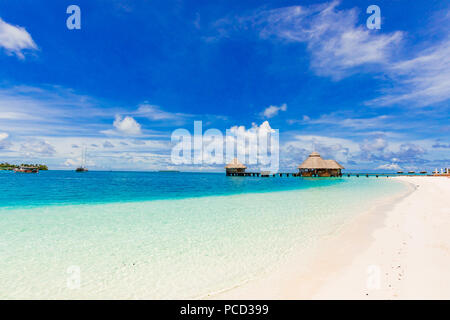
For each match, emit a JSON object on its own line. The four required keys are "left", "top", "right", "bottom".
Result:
{"left": 225, "top": 158, "right": 247, "bottom": 175}
{"left": 225, "top": 158, "right": 246, "bottom": 169}
{"left": 297, "top": 152, "right": 344, "bottom": 177}
{"left": 298, "top": 152, "right": 326, "bottom": 169}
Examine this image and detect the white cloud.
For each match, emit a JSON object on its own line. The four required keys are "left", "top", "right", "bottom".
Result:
{"left": 358, "top": 137, "right": 427, "bottom": 165}
{"left": 0, "top": 132, "right": 9, "bottom": 149}
{"left": 223, "top": 1, "right": 402, "bottom": 80}
{"left": 261, "top": 103, "right": 287, "bottom": 118}
{"left": 103, "top": 140, "right": 114, "bottom": 148}
{"left": 112, "top": 115, "right": 142, "bottom": 135}
{"left": 0, "top": 18, "right": 37, "bottom": 59}
{"left": 376, "top": 163, "right": 401, "bottom": 171}
{"left": 308, "top": 114, "right": 391, "bottom": 130}
{"left": 213, "top": 1, "right": 448, "bottom": 107}
{"left": 283, "top": 134, "right": 357, "bottom": 165}
{"left": 286, "top": 115, "right": 311, "bottom": 125}
{"left": 0, "top": 85, "right": 114, "bottom": 136}
{"left": 135, "top": 104, "right": 186, "bottom": 121}
{"left": 0, "top": 132, "right": 8, "bottom": 140}
{"left": 224, "top": 121, "right": 278, "bottom": 168}
{"left": 64, "top": 158, "right": 79, "bottom": 167}
{"left": 360, "top": 137, "right": 388, "bottom": 153}
{"left": 367, "top": 40, "right": 450, "bottom": 107}
{"left": 19, "top": 140, "right": 56, "bottom": 156}
{"left": 275, "top": 2, "right": 401, "bottom": 78}
{"left": 228, "top": 120, "right": 275, "bottom": 137}
{"left": 259, "top": 1, "right": 448, "bottom": 107}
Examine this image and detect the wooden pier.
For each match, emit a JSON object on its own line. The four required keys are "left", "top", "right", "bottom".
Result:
{"left": 226, "top": 172, "right": 430, "bottom": 178}
{"left": 224, "top": 157, "right": 430, "bottom": 178}
{"left": 227, "top": 172, "right": 338, "bottom": 177}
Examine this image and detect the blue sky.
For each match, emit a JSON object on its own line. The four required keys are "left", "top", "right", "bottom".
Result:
{"left": 0, "top": 0, "right": 448, "bottom": 171}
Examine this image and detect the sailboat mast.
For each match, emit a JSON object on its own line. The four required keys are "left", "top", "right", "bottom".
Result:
{"left": 76, "top": 145, "right": 88, "bottom": 172}
{"left": 83, "top": 146, "right": 87, "bottom": 168}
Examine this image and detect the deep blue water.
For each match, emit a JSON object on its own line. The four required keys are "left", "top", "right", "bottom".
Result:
{"left": 0, "top": 170, "right": 346, "bottom": 208}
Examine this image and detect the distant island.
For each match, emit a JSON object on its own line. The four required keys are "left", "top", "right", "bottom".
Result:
{"left": 0, "top": 163, "right": 48, "bottom": 171}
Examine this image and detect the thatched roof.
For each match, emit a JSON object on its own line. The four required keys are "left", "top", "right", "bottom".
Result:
{"left": 225, "top": 158, "right": 247, "bottom": 169}
{"left": 297, "top": 152, "right": 344, "bottom": 169}
{"left": 324, "top": 160, "right": 345, "bottom": 169}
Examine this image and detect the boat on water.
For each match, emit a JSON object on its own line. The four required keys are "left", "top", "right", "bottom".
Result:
{"left": 397, "top": 171, "right": 404, "bottom": 174}
{"left": 420, "top": 171, "right": 427, "bottom": 174}
{"left": 14, "top": 166, "right": 39, "bottom": 173}
{"left": 75, "top": 146, "right": 88, "bottom": 172}
{"left": 408, "top": 171, "right": 415, "bottom": 174}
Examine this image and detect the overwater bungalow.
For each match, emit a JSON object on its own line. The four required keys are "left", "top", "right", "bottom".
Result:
{"left": 225, "top": 158, "right": 247, "bottom": 176}
{"left": 297, "top": 152, "right": 344, "bottom": 177}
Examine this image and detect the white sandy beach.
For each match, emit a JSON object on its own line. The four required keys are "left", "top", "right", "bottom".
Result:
{"left": 212, "top": 176, "right": 450, "bottom": 300}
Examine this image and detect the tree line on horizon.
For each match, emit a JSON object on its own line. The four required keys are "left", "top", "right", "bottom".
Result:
{"left": 0, "top": 162, "right": 48, "bottom": 170}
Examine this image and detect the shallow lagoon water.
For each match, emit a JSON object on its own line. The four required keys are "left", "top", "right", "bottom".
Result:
{"left": 0, "top": 171, "right": 408, "bottom": 298}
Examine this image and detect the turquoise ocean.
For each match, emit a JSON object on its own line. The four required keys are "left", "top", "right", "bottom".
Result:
{"left": 0, "top": 171, "right": 409, "bottom": 299}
